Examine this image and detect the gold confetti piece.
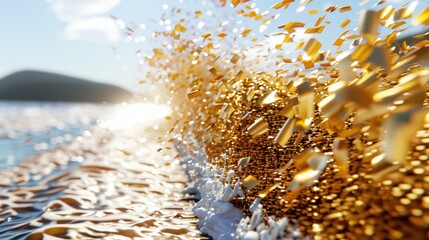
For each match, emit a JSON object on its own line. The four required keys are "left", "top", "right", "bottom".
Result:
{"left": 258, "top": 184, "right": 279, "bottom": 198}
{"left": 365, "top": 46, "right": 390, "bottom": 70}
{"left": 379, "top": 5, "right": 395, "bottom": 20}
{"left": 373, "top": 78, "right": 423, "bottom": 105}
{"left": 339, "top": 5, "right": 352, "bottom": 12}
{"left": 201, "top": 33, "right": 211, "bottom": 39}
{"left": 274, "top": 117, "right": 296, "bottom": 146}
{"left": 333, "top": 36, "right": 345, "bottom": 47}
{"left": 187, "top": 90, "right": 202, "bottom": 99}
{"left": 333, "top": 137, "right": 349, "bottom": 176}
{"left": 359, "top": 10, "right": 379, "bottom": 43}
{"left": 303, "top": 38, "right": 321, "bottom": 57}
{"left": 314, "top": 15, "right": 325, "bottom": 27}
{"left": 241, "top": 28, "right": 252, "bottom": 36}
{"left": 394, "top": 1, "right": 417, "bottom": 20}
{"left": 209, "top": 67, "right": 220, "bottom": 75}
{"left": 346, "top": 34, "right": 360, "bottom": 39}
{"left": 296, "top": 41, "right": 305, "bottom": 49}
{"left": 278, "top": 104, "right": 296, "bottom": 118}
{"left": 242, "top": 175, "right": 260, "bottom": 189}
{"left": 292, "top": 150, "right": 315, "bottom": 170}
{"left": 351, "top": 43, "right": 373, "bottom": 63}
{"left": 288, "top": 169, "right": 322, "bottom": 192}
{"left": 388, "top": 21, "right": 406, "bottom": 29}
{"left": 118, "top": 149, "right": 132, "bottom": 156}
{"left": 245, "top": 87, "right": 255, "bottom": 102}
{"left": 220, "top": 104, "right": 235, "bottom": 119}
{"left": 237, "top": 157, "right": 250, "bottom": 171}
{"left": 386, "top": 31, "right": 397, "bottom": 46}
{"left": 336, "top": 51, "right": 355, "bottom": 82}
{"left": 217, "top": 32, "right": 228, "bottom": 37}
{"left": 230, "top": 53, "right": 240, "bottom": 64}
{"left": 247, "top": 117, "right": 269, "bottom": 137}
{"left": 258, "top": 91, "right": 281, "bottom": 106}
{"left": 340, "top": 19, "right": 351, "bottom": 28}
{"left": 413, "top": 7, "right": 429, "bottom": 25}
{"left": 382, "top": 107, "right": 426, "bottom": 165}
{"left": 308, "top": 9, "right": 318, "bottom": 15}
{"left": 279, "top": 22, "right": 306, "bottom": 30}
{"left": 195, "top": 10, "right": 202, "bottom": 19}
{"left": 325, "top": 5, "right": 338, "bottom": 12}
{"left": 271, "top": 0, "right": 293, "bottom": 9}
{"left": 296, "top": 80, "right": 315, "bottom": 121}
{"left": 231, "top": 0, "right": 241, "bottom": 7}
{"left": 305, "top": 26, "right": 325, "bottom": 34}
{"left": 174, "top": 23, "right": 187, "bottom": 33}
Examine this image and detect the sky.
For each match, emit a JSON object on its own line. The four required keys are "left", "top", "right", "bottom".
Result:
{"left": 0, "top": 0, "right": 167, "bottom": 91}
{"left": 0, "top": 0, "right": 425, "bottom": 92}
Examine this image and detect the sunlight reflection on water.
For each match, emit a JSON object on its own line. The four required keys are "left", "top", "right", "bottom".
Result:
{"left": 102, "top": 102, "right": 172, "bottom": 130}
{"left": 0, "top": 101, "right": 204, "bottom": 239}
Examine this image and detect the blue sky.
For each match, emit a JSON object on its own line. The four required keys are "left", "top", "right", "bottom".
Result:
{"left": 0, "top": 0, "right": 424, "bottom": 91}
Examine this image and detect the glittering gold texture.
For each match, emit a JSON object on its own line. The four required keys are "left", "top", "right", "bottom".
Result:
{"left": 141, "top": 0, "right": 429, "bottom": 239}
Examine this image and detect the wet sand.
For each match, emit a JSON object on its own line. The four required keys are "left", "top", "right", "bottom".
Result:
{"left": 0, "top": 121, "right": 205, "bottom": 239}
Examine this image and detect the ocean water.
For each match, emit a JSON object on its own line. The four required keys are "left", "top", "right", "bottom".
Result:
{"left": 0, "top": 101, "right": 205, "bottom": 239}
{"left": 0, "top": 101, "right": 105, "bottom": 168}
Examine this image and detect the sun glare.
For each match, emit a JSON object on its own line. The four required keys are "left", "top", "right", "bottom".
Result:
{"left": 105, "top": 103, "right": 172, "bottom": 130}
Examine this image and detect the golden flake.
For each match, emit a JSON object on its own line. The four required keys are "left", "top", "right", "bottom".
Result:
{"left": 258, "top": 91, "right": 281, "bottom": 106}
{"left": 237, "top": 157, "right": 250, "bottom": 171}
{"left": 314, "top": 15, "right": 325, "bottom": 27}
{"left": 303, "top": 38, "right": 322, "bottom": 57}
{"left": 174, "top": 23, "right": 187, "bottom": 33}
{"left": 272, "top": 1, "right": 291, "bottom": 10}
{"left": 308, "top": 9, "right": 318, "bottom": 15}
{"left": 187, "top": 89, "right": 202, "bottom": 99}
{"left": 231, "top": 0, "right": 241, "bottom": 7}
{"left": 274, "top": 117, "right": 296, "bottom": 146}
{"left": 296, "top": 80, "right": 315, "bottom": 121}
{"left": 247, "top": 117, "right": 269, "bottom": 137}
{"left": 413, "top": 7, "right": 429, "bottom": 25}
{"left": 325, "top": 5, "right": 338, "bottom": 12}
{"left": 305, "top": 26, "right": 325, "bottom": 34}
{"left": 279, "top": 22, "right": 306, "bottom": 31}
{"left": 359, "top": 10, "right": 379, "bottom": 43}
{"left": 379, "top": 5, "right": 395, "bottom": 20}
{"left": 201, "top": 33, "right": 212, "bottom": 39}
{"left": 241, "top": 28, "right": 252, "bottom": 36}
{"left": 230, "top": 53, "right": 240, "bottom": 64}
{"left": 339, "top": 5, "right": 352, "bottom": 12}
{"left": 259, "top": 184, "right": 279, "bottom": 198}
{"left": 394, "top": 1, "right": 418, "bottom": 20}
{"left": 217, "top": 32, "right": 228, "bottom": 37}
{"left": 195, "top": 10, "right": 202, "bottom": 19}
{"left": 333, "top": 137, "right": 349, "bottom": 176}
{"left": 220, "top": 104, "right": 235, "bottom": 119}
{"left": 243, "top": 175, "right": 260, "bottom": 189}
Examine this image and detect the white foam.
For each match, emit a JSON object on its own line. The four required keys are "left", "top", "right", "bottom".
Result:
{"left": 176, "top": 137, "right": 305, "bottom": 239}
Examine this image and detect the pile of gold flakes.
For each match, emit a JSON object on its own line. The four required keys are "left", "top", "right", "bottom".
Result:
{"left": 140, "top": 0, "right": 429, "bottom": 239}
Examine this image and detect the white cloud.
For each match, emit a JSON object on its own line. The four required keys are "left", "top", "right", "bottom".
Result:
{"left": 64, "top": 17, "right": 120, "bottom": 42}
{"left": 48, "top": 0, "right": 121, "bottom": 21}
{"left": 47, "top": 0, "right": 122, "bottom": 42}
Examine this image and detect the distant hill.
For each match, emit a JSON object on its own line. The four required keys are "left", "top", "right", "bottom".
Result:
{"left": 0, "top": 70, "right": 133, "bottom": 103}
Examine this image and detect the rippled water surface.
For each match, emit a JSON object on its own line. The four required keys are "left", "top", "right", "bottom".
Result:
{"left": 0, "top": 101, "right": 205, "bottom": 239}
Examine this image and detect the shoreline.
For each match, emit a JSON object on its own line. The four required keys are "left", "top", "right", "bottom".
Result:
{"left": 0, "top": 118, "right": 206, "bottom": 239}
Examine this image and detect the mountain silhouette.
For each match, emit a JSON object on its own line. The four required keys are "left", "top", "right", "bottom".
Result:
{"left": 0, "top": 70, "right": 133, "bottom": 103}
